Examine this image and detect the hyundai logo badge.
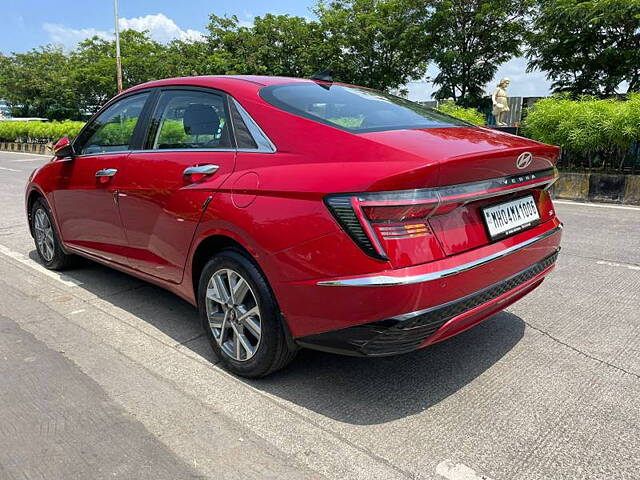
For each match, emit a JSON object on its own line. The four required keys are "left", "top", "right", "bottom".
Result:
{"left": 516, "top": 151, "right": 533, "bottom": 170}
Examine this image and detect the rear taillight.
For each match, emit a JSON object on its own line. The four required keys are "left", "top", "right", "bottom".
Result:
{"left": 325, "top": 189, "right": 445, "bottom": 261}
{"left": 361, "top": 204, "right": 437, "bottom": 222}
{"left": 324, "top": 196, "right": 387, "bottom": 260}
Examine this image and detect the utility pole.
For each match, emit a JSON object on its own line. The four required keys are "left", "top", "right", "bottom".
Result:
{"left": 114, "top": 0, "right": 123, "bottom": 93}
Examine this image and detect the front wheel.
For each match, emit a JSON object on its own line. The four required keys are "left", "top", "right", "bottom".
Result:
{"left": 30, "top": 198, "right": 75, "bottom": 270}
{"left": 197, "top": 249, "right": 297, "bottom": 378}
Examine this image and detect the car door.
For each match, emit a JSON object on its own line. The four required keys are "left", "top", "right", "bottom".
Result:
{"left": 115, "top": 88, "right": 236, "bottom": 283}
{"left": 52, "top": 91, "right": 151, "bottom": 265}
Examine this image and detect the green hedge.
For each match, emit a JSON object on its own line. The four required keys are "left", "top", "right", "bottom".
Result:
{"left": 0, "top": 120, "right": 85, "bottom": 143}
{"left": 436, "top": 102, "right": 485, "bottom": 126}
{"left": 523, "top": 94, "right": 640, "bottom": 155}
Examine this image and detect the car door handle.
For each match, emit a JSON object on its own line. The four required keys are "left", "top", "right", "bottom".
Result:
{"left": 183, "top": 164, "right": 219, "bottom": 176}
{"left": 95, "top": 168, "right": 118, "bottom": 177}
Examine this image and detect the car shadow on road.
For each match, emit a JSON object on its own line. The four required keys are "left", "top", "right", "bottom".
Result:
{"left": 35, "top": 251, "right": 525, "bottom": 425}
{"left": 247, "top": 311, "right": 525, "bottom": 425}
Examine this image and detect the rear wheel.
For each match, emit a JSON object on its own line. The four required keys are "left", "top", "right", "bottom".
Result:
{"left": 197, "top": 249, "right": 297, "bottom": 378}
{"left": 30, "top": 198, "right": 74, "bottom": 270}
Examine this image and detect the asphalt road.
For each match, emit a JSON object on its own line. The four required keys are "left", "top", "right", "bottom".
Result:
{"left": 0, "top": 150, "right": 639, "bottom": 480}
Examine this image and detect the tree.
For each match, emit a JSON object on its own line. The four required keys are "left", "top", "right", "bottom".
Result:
{"left": 204, "top": 13, "right": 327, "bottom": 77}
{"left": 204, "top": 14, "right": 254, "bottom": 74}
{"left": 526, "top": 0, "right": 640, "bottom": 96}
{"left": 0, "top": 46, "right": 81, "bottom": 120}
{"left": 72, "top": 30, "right": 167, "bottom": 113}
{"left": 428, "top": 0, "right": 533, "bottom": 106}
{"left": 163, "top": 38, "right": 232, "bottom": 78}
{"left": 315, "top": 0, "right": 432, "bottom": 90}
{"left": 244, "top": 14, "right": 328, "bottom": 77}
{"left": 0, "top": 54, "right": 9, "bottom": 98}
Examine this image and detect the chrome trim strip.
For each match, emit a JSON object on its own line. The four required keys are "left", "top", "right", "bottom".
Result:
{"left": 317, "top": 224, "right": 563, "bottom": 287}
{"left": 231, "top": 98, "right": 277, "bottom": 153}
{"left": 139, "top": 148, "right": 236, "bottom": 153}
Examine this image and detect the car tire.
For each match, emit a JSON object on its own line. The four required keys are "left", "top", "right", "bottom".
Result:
{"left": 197, "top": 248, "right": 298, "bottom": 378}
{"left": 30, "top": 197, "right": 75, "bottom": 270}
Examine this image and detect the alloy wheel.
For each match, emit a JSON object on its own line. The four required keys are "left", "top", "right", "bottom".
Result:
{"left": 205, "top": 268, "right": 262, "bottom": 361}
{"left": 34, "top": 208, "right": 55, "bottom": 262}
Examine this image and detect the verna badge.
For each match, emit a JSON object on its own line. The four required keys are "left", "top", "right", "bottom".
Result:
{"left": 516, "top": 151, "right": 533, "bottom": 170}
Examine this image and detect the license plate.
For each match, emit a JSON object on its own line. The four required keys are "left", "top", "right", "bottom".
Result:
{"left": 482, "top": 195, "right": 540, "bottom": 240}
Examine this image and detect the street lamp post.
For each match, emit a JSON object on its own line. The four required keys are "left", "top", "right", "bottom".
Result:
{"left": 114, "top": 0, "right": 123, "bottom": 93}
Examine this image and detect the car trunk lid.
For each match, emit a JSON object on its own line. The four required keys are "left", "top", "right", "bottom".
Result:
{"left": 327, "top": 127, "right": 560, "bottom": 267}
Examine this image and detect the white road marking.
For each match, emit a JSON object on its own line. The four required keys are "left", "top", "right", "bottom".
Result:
{"left": 0, "top": 244, "right": 83, "bottom": 287}
{"left": 554, "top": 200, "right": 640, "bottom": 211}
{"left": 0, "top": 150, "right": 47, "bottom": 157}
{"left": 11, "top": 158, "right": 45, "bottom": 163}
{"left": 0, "top": 166, "right": 21, "bottom": 172}
{"left": 597, "top": 260, "right": 640, "bottom": 271}
{"left": 70, "top": 309, "right": 86, "bottom": 315}
{"left": 436, "top": 460, "right": 494, "bottom": 480}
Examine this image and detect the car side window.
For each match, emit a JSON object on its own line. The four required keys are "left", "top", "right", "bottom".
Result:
{"left": 148, "top": 90, "right": 232, "bottom": 150}
{"left": 77, "top": 93, "right": 150, "bottom": 155}
{"left": 229, "top": 100, "right": 258, "bottom": 150}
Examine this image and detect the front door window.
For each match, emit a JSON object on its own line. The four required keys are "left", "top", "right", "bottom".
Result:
{"left": 77, "top": 93, "right": 150, "bottom": 155}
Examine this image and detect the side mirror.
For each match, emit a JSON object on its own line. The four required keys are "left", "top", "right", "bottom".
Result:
{"left": 53, "top": 137, "right": 75, "bottom": 158}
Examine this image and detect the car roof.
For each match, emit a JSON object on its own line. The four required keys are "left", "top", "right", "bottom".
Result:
{"left": 124, "top": 75, "right": 314, "bottom": 95}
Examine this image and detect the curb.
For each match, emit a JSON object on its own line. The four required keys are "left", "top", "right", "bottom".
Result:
{"left": 551, "top": 172, "right": 640, "bottom": 206}
{"left": 0, "top": 142, "right": 52, "bottom": 155}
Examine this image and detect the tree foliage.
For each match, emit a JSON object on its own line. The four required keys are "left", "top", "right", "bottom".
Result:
{"left": 315, "top": 0, "right": 432, "bottom": 90}
{"left": 526, "top": 0, "right": 640, "bottom": 96}
{"left": 523, "top": 94, "right": 640, "bottom": 169}
{"left": 72, "top": 30, "right": 166, "bottom": 111}
{"left": 0, "top": 46, "right": 81, "bottom": 120}
{"left": 428, "top": 0, "right": 533, "bottom": 106}
{"left": 1, "top": 0, "right": 638, "bottom": 122}
{"left": 436, "top": 100, "right": 485, "bottom": 125}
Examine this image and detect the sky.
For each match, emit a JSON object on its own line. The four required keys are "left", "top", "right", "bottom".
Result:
{"left": 0, "top": 0, "right": 552, "bottom": 101}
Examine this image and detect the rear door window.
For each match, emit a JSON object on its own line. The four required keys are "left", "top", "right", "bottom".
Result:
{"left": 147, "top": 90, "right": 232, "bottom": 150}
{"left": 260, "top": 83, "right": 469, "bottom": 133}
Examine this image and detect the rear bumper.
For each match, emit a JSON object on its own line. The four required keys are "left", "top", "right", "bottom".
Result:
{"left": 277, "top": 218, "right": 562, "bottom": 339}
{"left": 297, "top": 249, "right": 558, "bottom": 356}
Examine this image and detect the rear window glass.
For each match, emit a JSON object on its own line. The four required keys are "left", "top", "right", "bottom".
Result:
{"left": 260, "top": 83, "right": 469, "bottom": 133}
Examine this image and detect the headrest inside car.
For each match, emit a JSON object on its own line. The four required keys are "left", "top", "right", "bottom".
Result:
{"left": 183, "top": 104, "right": 220, "bottom": 136}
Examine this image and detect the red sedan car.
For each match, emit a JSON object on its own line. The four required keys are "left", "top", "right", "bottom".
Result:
{"left": 26, "top": 75, "right": 562, "bottom": 377}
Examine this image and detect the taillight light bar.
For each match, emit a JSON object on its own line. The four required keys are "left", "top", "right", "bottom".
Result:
{"left": 325, "top": 168, "right": 559, "bottom": 260}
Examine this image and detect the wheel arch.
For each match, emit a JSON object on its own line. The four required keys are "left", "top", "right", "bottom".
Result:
{"left": 191, "top": 235, "right": 250, "bottom": 300}
{"left": 26, "top": 187, "right": 47, "bottom": 238}
{"left": 189, "top": 233, "right": 297, "bottom": 348}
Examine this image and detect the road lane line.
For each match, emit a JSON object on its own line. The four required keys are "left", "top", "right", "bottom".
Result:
{"left": 0, "top": 166, "right": 21, "bottom": 172}
{"left": 436, "top": 460, "right": 494, "bottom": 480}
{"left": 596, "top": 260, "right": 640, "bottom": 271}
{"left": 0, "top": 244, "right": 83, "bottom": 287}
{"left": 0, "top": 150, "right": 47, "bottom": 157}
{"left": 10, "top": 158, "right": 45, "bottom": 163}
{"left": 554, "top": 200, "right": 640, "bottom": 211}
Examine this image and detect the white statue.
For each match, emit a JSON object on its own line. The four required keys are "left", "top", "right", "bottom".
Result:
{"left": 492, "top": 77, "right": 510, "bottom": 126}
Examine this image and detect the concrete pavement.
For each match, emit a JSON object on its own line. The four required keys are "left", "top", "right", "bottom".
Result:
{"left": 1, "top": 151, "right": 639, "bottom": 479}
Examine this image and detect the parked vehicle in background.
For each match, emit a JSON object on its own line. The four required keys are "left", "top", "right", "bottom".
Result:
{"left": 0, "top": 100, "right": 10, "bottom": 119}
{"left": 25, "top": 75, "right": 562, "bottom": 377}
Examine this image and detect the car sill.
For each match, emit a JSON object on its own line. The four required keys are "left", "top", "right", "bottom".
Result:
{"left": 317, "top": 224, "right": 563, "bottom": 287}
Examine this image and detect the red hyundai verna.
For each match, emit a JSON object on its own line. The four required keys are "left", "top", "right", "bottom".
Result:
{"left": 26, "top": 75, "right": 562, "bottom": 377}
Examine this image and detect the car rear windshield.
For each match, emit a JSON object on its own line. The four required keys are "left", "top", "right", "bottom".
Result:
{"left": 260, "top": 83, "right": 470, "bottom": 133}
